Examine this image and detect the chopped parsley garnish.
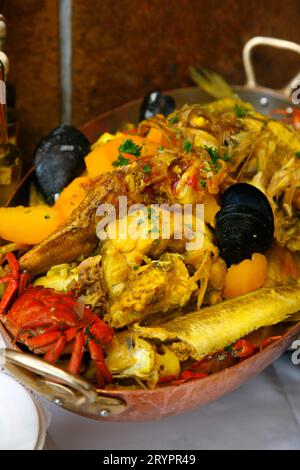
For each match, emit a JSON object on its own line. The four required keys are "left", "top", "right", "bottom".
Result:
{"left": 234, "top": 104, "right": 248, "bottom": 118}
{"left": 112, "top": 154, "right": 130, "bottom": 167}
{"left": 183, "top": 139, "right": 192, "bottom": 153}
{"left": 159, "top": 145, "right": 165, "bottom": 151}
{"left": 118, "top": 139, "right": 142, "bottom": 157}
{"left": 143, "top": 163, "right": 151, "bottom": 174}
{"left": 295, "top": 151, "right": 300, "bottom": 158}
{"left": 224, "top": 345, "right": 235, "bottom": 356}
{"left": 204, "top": 145, "right": 219, "bottom": 165}
{"left": 200, "top": 180, "right": 206, "bottom": 188}
{"left": 84, "top": 325, "right": 93, "bottom": 341}
{"left": 132, "top": 265, "right": 139, "bottom": 270}
{"left": 221, "top": 153, "right": 231, "bottom": 162}
{"left": 168, "top": 114, "right": 179, "bottom": 124}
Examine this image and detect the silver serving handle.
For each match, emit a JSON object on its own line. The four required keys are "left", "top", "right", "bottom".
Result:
{"left": 0, "top": 348, "right": 127, "bottom": 418}
{"left": 243, "top": 36, "right": 300, "bottom": 97}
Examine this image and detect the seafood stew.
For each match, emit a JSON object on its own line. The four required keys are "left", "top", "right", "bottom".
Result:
{"left": 1, "top": 97, "right": 300, "bottom": 392}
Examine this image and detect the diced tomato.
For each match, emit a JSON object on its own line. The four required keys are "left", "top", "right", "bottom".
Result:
{"left": 259, "top": 336, "right": 282, "bottom": 351}
{"left": 158, "top": 370, "right": 208, "bottom": 386}
{"left": 232, "top": 339, "right": 255, "bottom": 358}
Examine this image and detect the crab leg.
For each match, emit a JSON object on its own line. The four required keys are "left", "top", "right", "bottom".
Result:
{"left": 0, "top": 275, "right": 15, "bottom": 283}
{"left": 89, "top": 344, "right": 105, "bottom": 387}
{"left": 0, "top": 253, "right": 20, "bottom": 313}
{"left": 88, "top": 338, "right": 112, "bottom": 386}
{"left": 44, "top": 335, "right": 67, "bottom": 363}
{"left": 89, "top": 317, "right": 114, "bottom": 345}
{"left": 4, "top": 252, "right": 20, "bottom": 277}
{"left": 69, "top": 330, "right": 85, "bottom": 374}
{"left": 65, "top": 326, "right": 80, "bottom": 343}
{"left": 20, "top": 319, "right": 62, "bottom": 330}
{"left": 26, "top": 330, "right": 63, "bottom": 348}
{"left": 18, "top": 273, "right": 30, "bottom": 296}
{"left": 0, "top": 279, "right": 19, "bottom": 313}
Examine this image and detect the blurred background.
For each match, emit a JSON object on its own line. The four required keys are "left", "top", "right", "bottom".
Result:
{"left": 0, "top": 0, "right": 299, "bottom": 169}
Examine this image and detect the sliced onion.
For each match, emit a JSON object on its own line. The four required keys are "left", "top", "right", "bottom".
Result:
{"left": 73, "top": 299, "right": 85, "bottom": 320}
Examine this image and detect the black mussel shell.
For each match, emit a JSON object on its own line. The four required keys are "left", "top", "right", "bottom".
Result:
{"left": 34, "top": 125, "right": 90, "bottom": 204}
{"left": 214, "top": 183, "right": 274, "bottom": 266}
{"left": 140, "top": 90, "right": 175, "bottom": 121}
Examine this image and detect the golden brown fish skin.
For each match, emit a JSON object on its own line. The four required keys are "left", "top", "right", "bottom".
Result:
{"left": 19, "top": 169, "right": 144, "bottom": 275}
{"left": 133, "top": 285, "right": 300, "bottom": 360}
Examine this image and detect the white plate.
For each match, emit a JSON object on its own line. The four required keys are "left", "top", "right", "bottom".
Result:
{"left": 0, "top": 371, "right": 40, "bottom": 450}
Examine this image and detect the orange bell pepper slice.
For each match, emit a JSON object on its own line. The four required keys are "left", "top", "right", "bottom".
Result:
{"left": 85, "top": 135, "right": 160, "bottom": 177}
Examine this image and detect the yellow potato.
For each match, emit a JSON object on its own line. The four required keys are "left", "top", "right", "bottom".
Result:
{"left": 0, "top": 205, "right": 63, "bottom": 245}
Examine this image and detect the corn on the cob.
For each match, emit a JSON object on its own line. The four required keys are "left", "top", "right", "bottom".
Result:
{"left": 134, "top": 286, "right": 300, "bottom": 360}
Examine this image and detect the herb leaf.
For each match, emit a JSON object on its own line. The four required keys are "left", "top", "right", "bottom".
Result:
{"left": 204, "top": 145, "right": 219, "bottom": 165}
{"left": 234, "top": 104, "right": 248, "bottom": 118}
{"left": 168, "top": 114, "right": 179, "bottom": 124}
{"left": 112, "top": 154, "right": 130, "bottom": 167}
{"left": 183, "top": 139, "right": 192, "bottom": 153}
{"left": 143, "top": 163, "right": 151, "bottom": 174}
{"left": 118, "top": 139, "right": 142, "bottom": 157}
{"left": 295, "top": 151, "right": 300, "bottom": 158}
{"left": 224, "top": 345, "right": 235, "bottom": 356}
{"left": 221, "top": 153, "right": 231, "bottom": 162}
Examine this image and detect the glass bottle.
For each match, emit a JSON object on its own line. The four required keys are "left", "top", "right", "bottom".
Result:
{"left": 0, "top": 52, "right": 22, "bottom": 206}
{"left": 0, "top": 15, "right": 18, "bottom": 146}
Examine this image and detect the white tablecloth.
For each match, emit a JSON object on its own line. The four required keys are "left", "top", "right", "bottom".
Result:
{"left": 1, "top": 335, "right": 300, "bottom": 449}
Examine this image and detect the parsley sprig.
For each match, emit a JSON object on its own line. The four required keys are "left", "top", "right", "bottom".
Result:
{"left": 204, "top": 145, "right": 219, "bottom": 165}
{"left": 234, "top": 104, "right": 248, "bottom": 118}
{"left": 221, "top": 153, "right": 231, "bottom": 162}
{"left": 143, "top": 163, "right": 151, "bottom": 174}
{"left": 112, "top": 154, "right": 130, "bottom": 167}
{"left": 204, "top": 145, "right": 231, "bottom": 167}
{"left": 118, "top": 139, "right": 142, "bottom": 157}
{"left": 183, "top": 139, "right": 192, "bottom": 153}
{"left": 168, "top": 114, "right": 179, "bottom": 124}
{"left": 112, "top": 138, "right": 142, "bottom": 167}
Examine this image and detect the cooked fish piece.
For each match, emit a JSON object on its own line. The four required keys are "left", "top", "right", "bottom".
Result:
{"left": 105, "top": 331, "right": 180, "bottom": 385}
{"left": 20, "top": 98, "right": 300, "bottom": 275}
{"left": 105, "top": 253, "right": 198, "bottom": 328}
{"left": 100, "top": 203, "right": 216, "bottom": 298}
{"left": 18, "top": 150, "right": 193, "bottom": 275}
{"left": 265, "top": 244, "right": 300, "bottom": 287}
{"left": 105, "top": 332, "right": 156, "bottom": 379}
{"left": 19, "top": 166, "right": 147, "bottom": 275}
{"left": 133, "top": 285, "right": 300, "bottom": 361}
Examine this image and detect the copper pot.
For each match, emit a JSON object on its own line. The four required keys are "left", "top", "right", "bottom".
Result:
{"left": 1, "top": 37, "right": 300, "bottom": 422}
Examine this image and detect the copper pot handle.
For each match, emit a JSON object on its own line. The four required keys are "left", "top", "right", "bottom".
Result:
{"left": 0, "top": 348, "right": 127, "bottom": 418}
{"left": 243, "top": 36, "right": 300, "bottom": 97}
